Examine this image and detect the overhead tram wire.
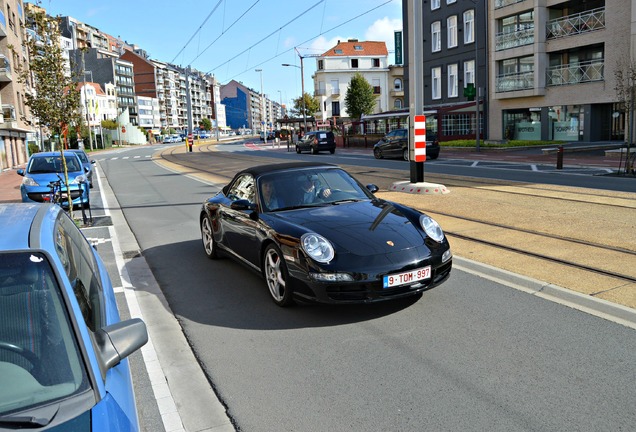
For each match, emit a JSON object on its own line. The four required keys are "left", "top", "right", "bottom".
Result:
{"left": 189, "top": 0, "right": 262, "bottom": 65}
{"left": 206, "top": 0, "right": 325, "bottom": 74}
{"left": 170, "top": 0, "right": 224, "bottom": 64}
{"left": 214, "top": 0, "right": 396, "bottom": 83}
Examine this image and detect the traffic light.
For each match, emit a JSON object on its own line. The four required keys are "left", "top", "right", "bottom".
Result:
{"left": 464, "top": 83, "right": 476, "bottom": 101}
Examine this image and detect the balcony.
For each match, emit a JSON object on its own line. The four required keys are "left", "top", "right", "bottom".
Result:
{"left": 495, "top": 26, "right": 534, "bottom": 51}
{"left": 496, "top": 70, "right": 534, "bottom": 92}
{"left": 331, "top": 88, "right": 340, "bottom": 96}
{"left": 546, "top": 7, "right": 605, "bottom": 40}
{"left": 547, "top": 59, "right": 604, "bottom": 86}
{"left": 315, "top": 89, "right": 326, "bottom": 96}
{"left": 495, "top": 0, "right": 525, "bottom": 9}
{"left": 0, "top": 104, "right": 17, "bottom": 129}
{"left": 0, "top": 55, "right": 11, "bottom": 82}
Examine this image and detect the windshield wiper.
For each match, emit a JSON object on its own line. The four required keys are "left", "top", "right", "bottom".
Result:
{"left": 330, "top": 199, "right": 363, "bottom": 205}
{"left": 0, "top": 404, "right": 59, "bottom": 428}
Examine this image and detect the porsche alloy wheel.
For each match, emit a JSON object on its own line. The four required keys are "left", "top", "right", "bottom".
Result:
{"left": 264, "top": 244, "right": 294, "bottom": 307}
{"left": 403, "top": 148, "right": 409, "bottom": 161}
{"left": 296, "top": 145, "right": 301, "bottom": 154}
{"left": 201, "top": 215, "right": 218, "bottom": 259}
{"left": 374, "top": 148, "right": 383, "bottom": 159}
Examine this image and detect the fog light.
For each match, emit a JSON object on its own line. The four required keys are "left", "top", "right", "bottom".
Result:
{"left": 442, "top": 249, "right": 452, "bottom": 263}
{"left": 310, "top": 273, "right": 354, "bottom": 282}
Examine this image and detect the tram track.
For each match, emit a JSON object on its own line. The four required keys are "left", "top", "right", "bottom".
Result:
{"left": 156, "top": 145, "right": 636, "bottom": 308}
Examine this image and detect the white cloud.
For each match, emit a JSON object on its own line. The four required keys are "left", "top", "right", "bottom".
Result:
{"left": 365, "top": 17, "right": 402, "bottom": 51}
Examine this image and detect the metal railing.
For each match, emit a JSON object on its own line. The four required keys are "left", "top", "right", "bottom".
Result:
{"left": 546, "top": 7, "right": 605, "bottom": 39}
{"left": 495, "top": 0, "right": 525, "bottom": 9}
{"left": 495, "top": 26, "right": 534, "bottom": 51}
{"left": 546, "top": 59, "right": 604, "bottom": 86}
{"left": 495, "top": 70, "right": 534, "bottom": 92}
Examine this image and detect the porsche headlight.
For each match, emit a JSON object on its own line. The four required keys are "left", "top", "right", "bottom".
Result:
{"left": 301, "top": 233, "right": 334, "bottom": 264}
{"left": 420, "top": 215, "right": 444, "bottom": 243}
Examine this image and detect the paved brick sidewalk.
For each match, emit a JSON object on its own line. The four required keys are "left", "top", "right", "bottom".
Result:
{"left": 0, "top": 167, "right": 23, "bottom": 203}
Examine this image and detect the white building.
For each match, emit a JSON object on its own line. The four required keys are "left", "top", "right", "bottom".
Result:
{"left": 313, "top": 39, "right": 390, "bottom": 121}
{"left": 137, "top": 96, "right": 160, "bottom": 131}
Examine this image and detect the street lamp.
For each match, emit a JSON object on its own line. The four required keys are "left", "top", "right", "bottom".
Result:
{"left": 468, "top": 0, "right": 480, "bottom": 152}
{"left": 255, "top": 69, "right": 264, "bottom": 138}
{"left": 282, "top": 47, "right": 307, "bottom": 133}
{"left": 83, "top": 70, "right": 94, "bottom": 151}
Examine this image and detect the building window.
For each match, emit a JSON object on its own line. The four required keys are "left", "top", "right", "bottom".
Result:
{"left": 463, "top": 10, "right": 475, "bottom": 44}
{"left": 432, "top": 67, "right": 441, "bottom": 100}
{"left": 464, "top": 60, "right": 475, "bottom": 88}
{"left": 431, "top": 21, "right": 441, "bottom": 52}
{"left": 394, "top": 78, "right": 402, "bottom": 91}
{"left": 373, "top": 58, "right": 380, "bottom": 67}
{"left": 431, "top": 0, "right": 440, "bottom": 10}
{"left": 447, "top": 16, "right": 458, "bottom": 48}
{"left": 332, "top": 101, "right": 340, "bottom": 116}
{"left": 351, "top": 59, "right": 359, "bottom": 68}
{"left": 447, "top": 0, "right": 456, "bottom": 4}
{"left": 354, "top": 45, "right": 363, "bottom": 51}
{"left": 448, "top": 63, "right": 458, "bottom": 97}
{"left": 394, "top": 99, "right": 403, "bottom": 109}
{"left": 318, "top": 60, "right": 324, "bottom": 70}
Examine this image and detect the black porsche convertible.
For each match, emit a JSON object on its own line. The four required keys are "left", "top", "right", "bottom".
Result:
{"left": 199, "top": 162, "right": 452, "bottom": 306}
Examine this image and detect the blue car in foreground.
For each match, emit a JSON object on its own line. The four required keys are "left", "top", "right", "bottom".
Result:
{"left": 0, "top": 203, "right": 148, "bottom": 430}
{"left": 17, "top": 151, "right": 90, "bottom": 207}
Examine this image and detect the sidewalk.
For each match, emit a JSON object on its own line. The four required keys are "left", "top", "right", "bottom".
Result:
{"left": 0, "top": 167, "right": 23, "bottom": 203}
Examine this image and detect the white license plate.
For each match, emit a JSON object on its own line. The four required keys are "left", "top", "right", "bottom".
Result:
{"left": 383, "top": 266, "right": 431, "bottom": 288}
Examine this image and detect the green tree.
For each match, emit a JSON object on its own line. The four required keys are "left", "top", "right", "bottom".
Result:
{"left": 13, "top": 9, "right": 82, "bottom": 143}
{"left": 12, "top": 8, "right": 83, "bottom": 213}
{"left": 200, "top": 118, "right": 212, "bottom": 131}
{"left": 291, "top": 92, "right": 319, "bottom": 118}
{"left": 344, "top": 73, "right": 376, "bottom": 120}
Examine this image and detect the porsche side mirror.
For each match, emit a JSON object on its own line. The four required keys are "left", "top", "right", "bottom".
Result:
{"left": 230, "top": 199, "right": 257, "bottom": 211}
{"left": 366, "top": 184, "right": 379, "bottom": 194}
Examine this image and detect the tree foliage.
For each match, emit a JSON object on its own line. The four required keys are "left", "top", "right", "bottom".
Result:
{"left": 291, "top": 92, "right": 319, "bottom": 118}
{"left": 13, "top": 9, "right": 82, "bottom": 138}
{"left": 200, "top": 118, "right": 212, "bottom": 131}
{"left": 344, "top": 73, "right": 376, "bottom": 120}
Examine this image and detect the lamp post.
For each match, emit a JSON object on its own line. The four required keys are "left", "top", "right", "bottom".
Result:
{"left": 82, "top": 69, "right": 94, "bottom": 151}
{"left": 255, "top": 69, "right": 265, "bottom": 138}
{"left": 468, "top": 0, "right": 480, "bottom": 152}
{"left": 282, "top": 47, "right": 307, "bottom": 134}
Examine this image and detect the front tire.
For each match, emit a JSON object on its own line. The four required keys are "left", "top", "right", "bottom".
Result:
{"left": 311, "top": 146, "right": 319, "bottom": 155}
{"left": 263, "top": 244, "right": 294, "bottom": 307}
{"left": 296, "top": 145, "right": 301, "bottom": 154}
{"left": 201, "top": 214, "right": 218, "bottom": 259}
{"left": 374, "top": 148, "right": 383, "bottom": 159}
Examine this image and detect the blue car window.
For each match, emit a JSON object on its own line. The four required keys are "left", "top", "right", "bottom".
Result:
{"left": 0, "top": 251, "right": 89, "bottom": 415}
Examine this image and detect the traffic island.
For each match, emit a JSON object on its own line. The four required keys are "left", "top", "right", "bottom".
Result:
{"left": 390, "top": 181, "right": 450, "bottom": 195}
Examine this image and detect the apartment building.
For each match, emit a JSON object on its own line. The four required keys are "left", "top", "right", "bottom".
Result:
{"left": 313, "top": 39, "right": 390, "bottom": 122}
{"left": 221, "top": 80, "right": 252, "bottom": 131}
{"left": 401, "top": 0, "right": 487, "bottom": 142}
{"left": 490, "top": 0, "right": 625, "bottom": 142}
{"left": 0, "top": 0, "right": 33, "bottom": 170}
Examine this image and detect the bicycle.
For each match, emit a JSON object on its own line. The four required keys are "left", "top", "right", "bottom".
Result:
{"left": 46, "top": 174, "right": 64, "bottom": 206}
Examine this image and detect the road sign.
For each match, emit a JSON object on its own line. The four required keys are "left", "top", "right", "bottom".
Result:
{"left": 464, "top": 83, "right": 476, "bottom": 101}
{"left": 413, "top": 115, "right": 427, "bottom": 162}
{"left": 121, "top": 126, "right": 126, "bottom": 133}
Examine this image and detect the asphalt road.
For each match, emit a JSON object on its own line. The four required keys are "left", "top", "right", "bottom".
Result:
{"left": 96, "top": 144, "right": 636, "bottom": 431}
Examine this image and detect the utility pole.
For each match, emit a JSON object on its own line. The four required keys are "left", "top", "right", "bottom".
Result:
{"left": 255, "top": 69, "right": 264, "bottom": 138}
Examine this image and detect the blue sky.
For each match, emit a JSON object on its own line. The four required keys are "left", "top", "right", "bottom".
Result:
{"left": 43, "top": 0, "right": 403, "bottom": 107}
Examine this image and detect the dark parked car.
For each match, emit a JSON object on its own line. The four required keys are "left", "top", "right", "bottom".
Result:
{"left": 296, "top": 131, "right": 336, "bottom": 154}
{"left": 373, "top": 128, "right": 440, "bottom": 161}
{"left": 0, "top": 203, "right": 148, "bottom": 430}
{"left": 199, "top": 162, "right": 452, "bottom": 306}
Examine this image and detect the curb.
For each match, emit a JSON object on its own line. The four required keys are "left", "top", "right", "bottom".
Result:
{"left": 453, "top": 256, "right": 636, "bottom": 330}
